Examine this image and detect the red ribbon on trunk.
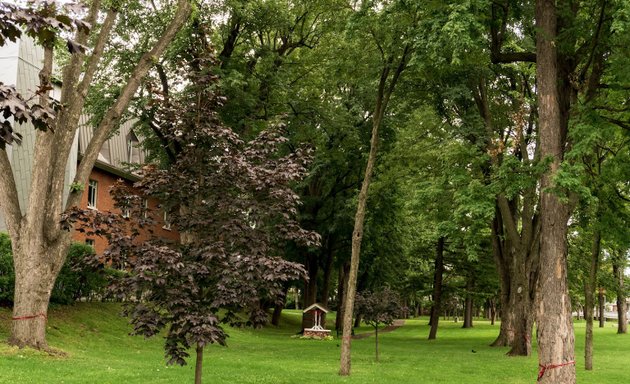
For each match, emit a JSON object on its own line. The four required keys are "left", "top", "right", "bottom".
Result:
{"left": 12, "top": 313, "right": 47, "bottom": 321}
{"left": 537, "top": 360, "right": 575, "bottom": 382}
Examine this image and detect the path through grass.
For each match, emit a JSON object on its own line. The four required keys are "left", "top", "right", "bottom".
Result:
{"left": 0, "top": 304, "right": 627, "bottom": 383}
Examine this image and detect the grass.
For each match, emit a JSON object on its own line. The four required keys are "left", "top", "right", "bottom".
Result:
{"left": 0, "top": 304, "right": 628, "bottom": 383}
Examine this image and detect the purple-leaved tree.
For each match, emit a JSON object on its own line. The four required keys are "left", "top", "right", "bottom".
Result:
{"left": 69, "top": 54, "right": 319, "bottom": 384}
{"left": 355, "top": 287, "right": 402, "bottom": 362}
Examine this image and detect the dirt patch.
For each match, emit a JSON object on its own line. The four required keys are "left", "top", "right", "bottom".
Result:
{"left": 352, "top": 319, "right": 405, "bottom": 339}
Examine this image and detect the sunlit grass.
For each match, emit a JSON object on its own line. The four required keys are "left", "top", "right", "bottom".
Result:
{"left": 0, "top": 304, "right": 627, "bottom": 383}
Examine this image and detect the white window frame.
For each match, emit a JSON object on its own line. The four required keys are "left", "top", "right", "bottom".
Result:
{"left": 163, "top": 211, "right": 171, "bottom": 230}
{"left": 87, "top": 180, "right": 98, "bottom": 209}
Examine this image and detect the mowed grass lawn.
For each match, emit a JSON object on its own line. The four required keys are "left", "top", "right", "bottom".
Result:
{"left": 0, "top": 304, "right": 628, "bottom": 383}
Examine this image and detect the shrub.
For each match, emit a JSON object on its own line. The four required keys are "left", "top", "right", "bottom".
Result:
{"left": 0, "top": 233, "right": 14, "bottom": 305}
{"left": 0, "top": 234, "right": 110, "bottom": 305}
{"left": 52, "top": 242, "right": 108, "bottom": 304}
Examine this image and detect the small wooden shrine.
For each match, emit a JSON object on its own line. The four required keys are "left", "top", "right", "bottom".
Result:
{"left": 302, "top": 303, "right": 331, "bottom": 338}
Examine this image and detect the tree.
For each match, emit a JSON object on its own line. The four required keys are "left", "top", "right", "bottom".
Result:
{"left": 534, "top": 1, "right": 575, "bottom": 381}
{"left": 339, "top": 1, "right": 417, "bottom": 375}
{"left": 355, "top": 287, "right": 402, "bottom": 362}
{"left": 73, "top": 57, "right": 318, "bottom": 384}
{"left": 0, "top": 0, "right": 192, "bottom": 349}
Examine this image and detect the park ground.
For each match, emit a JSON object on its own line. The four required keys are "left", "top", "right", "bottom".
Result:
{"left": 0, "top": 304, "right": 627, "bottom": 383}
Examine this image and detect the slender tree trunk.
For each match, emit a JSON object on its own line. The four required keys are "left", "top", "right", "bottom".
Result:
{"left": 374, "top": 325, "right": 379, "bottom": 362}
{"left": 194, "top": 343, "right": 203, "bottom": 384}
{"left": 339, "top": 89, "right": 386, "bottom": 376}
{"left": 336, "top": 262, "right": 349, "bottom": 336}
{"left": 490, "top": 299, "right": 496, "bottom": 325}
{"left": 354, "top": 314, "right": 362, "bottom": 329}
{"left": 613, "top": 262, "right": 627, "bottom": 334}
{"left": 301, "top": 254, "right": 319, "bottom": 331}
{"left": 338, "top": 39, "right": 410, "bottom": 376}
{"left": 428, "top": 237, "right": 445, "bottom": 340}
{"left": 490, "top": 215, "right": 514, "bottom": 347}
{"left": 463, "top": 276, "right": 474, "bottom": 328}
{"left": 271, "top": 285, "right": 288, "bottom": 326}
{"left": 598, "top": 289, "right": 605, "bottom": 328}
{"left": 584, "top": 228, "right": 601, "bottom": 370}
{"left": 321, "top": 236, "right": 335, "bottom": 309}
{"left": 535, "top": 1, "right": 576, "bottom": 382}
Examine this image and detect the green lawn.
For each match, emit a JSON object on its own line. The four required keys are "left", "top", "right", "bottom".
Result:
{"left": 0, "top": 304, "right": 627, "bottom": 383}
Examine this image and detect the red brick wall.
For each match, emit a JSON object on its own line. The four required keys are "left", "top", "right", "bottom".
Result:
{"left": 72, "top": 166, "right": 179, "bottom": 254}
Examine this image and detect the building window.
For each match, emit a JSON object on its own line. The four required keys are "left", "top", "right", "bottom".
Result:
{"left": 85, "top": 239, "right": 95, "bottom": 247}
{"left": 163, "top": 211, "right": 171, "bottom": 230}
{"left": 87, "top": 180, "right": 98, "bottom": 209}
{"left": 127, "top": 131, "right": 140, "bottom": 163}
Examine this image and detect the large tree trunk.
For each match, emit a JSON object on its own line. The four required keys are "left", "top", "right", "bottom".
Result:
{"left": 613, "top": 261, "right": 627, "bottom": 334}
{"left": 535, "top": 1, "right": 576, "bottom": 382}
{"left": 301, "top": 253, "right": 319, "bottom": 331}
{"left": 428, "top": 237, "right": 445, "bottom": 340}
{"left": 506, "top": 247, "right": 535, "bottom": 356}
{"left": 584, "top": 229, "right": 601, "bottom": 370}
{"left": 9, "top": 233, "right": 69, "bottom": 349}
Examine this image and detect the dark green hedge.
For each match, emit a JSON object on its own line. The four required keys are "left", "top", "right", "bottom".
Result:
{"left": 0, "top": 233, "right": 112, "bottom": 305}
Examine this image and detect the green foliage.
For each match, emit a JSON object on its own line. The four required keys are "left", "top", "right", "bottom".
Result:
{"left": 0, "top": 236, "right": 109, "bottom": 305}
{"left": 51, "top": 243, "right": 108, "bottom": 305}
{"left": 0, "top": 233, "right": 14, "bottom": 305}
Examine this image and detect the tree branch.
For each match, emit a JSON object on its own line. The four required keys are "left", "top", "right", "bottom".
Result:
{"left": 45, "top": 4, "right": 117, "bottom": 241}
{"left": 66, "top": 0, "right": 193, "bottom": 212}
{"left": 25, "top": 45, "right": 54, "bottom": 232}
{"left": 490, "top": 1, "right": 536, "bottom": 64}
{"left": 497, "top": 194, "right": 521, "bottom": 245}
{"left": 0, "top": 149, "right": 22, "bottom": 238}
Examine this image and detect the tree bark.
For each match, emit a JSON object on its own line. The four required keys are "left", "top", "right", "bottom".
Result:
{"left": 597, "top": 288, "right": 606, "bottom": 328}
{"left": 335, "top": 262, "right": 349, "bottom": 336}
{"left": 374, "top": 325, "right": 379, "bottom": 362}
{"left": 428, "top": 237, "right": 445, "bottom": 340}
{"left": 584, "top": 228, "right": 601, "bottom": 370}
{"left": 271, "top": 285, "right": 288, "bottom": 326}
{"left": 613, "top": 261, "right": 627, "bottom": 334}
{"left": 462, "top": 275, "right": 474, "bottom": 328}
{"left": 535, "top": 1, "right": 576, "bottom": 382}
{"left": 194, "top": 343, "right": 203, "bottom": 384}
{"left": 9, "top": 238, "right": 67, "bottom": 349}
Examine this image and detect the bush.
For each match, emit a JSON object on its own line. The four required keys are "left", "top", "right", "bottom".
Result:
{"left": 52, "top": 242, "right": 109, "bottom": 304}
{"left": 0, "top": 233, "right": 14, "bottom": 305}
{"left": 0, "top": 234, "right": 110, "bottom": 305}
